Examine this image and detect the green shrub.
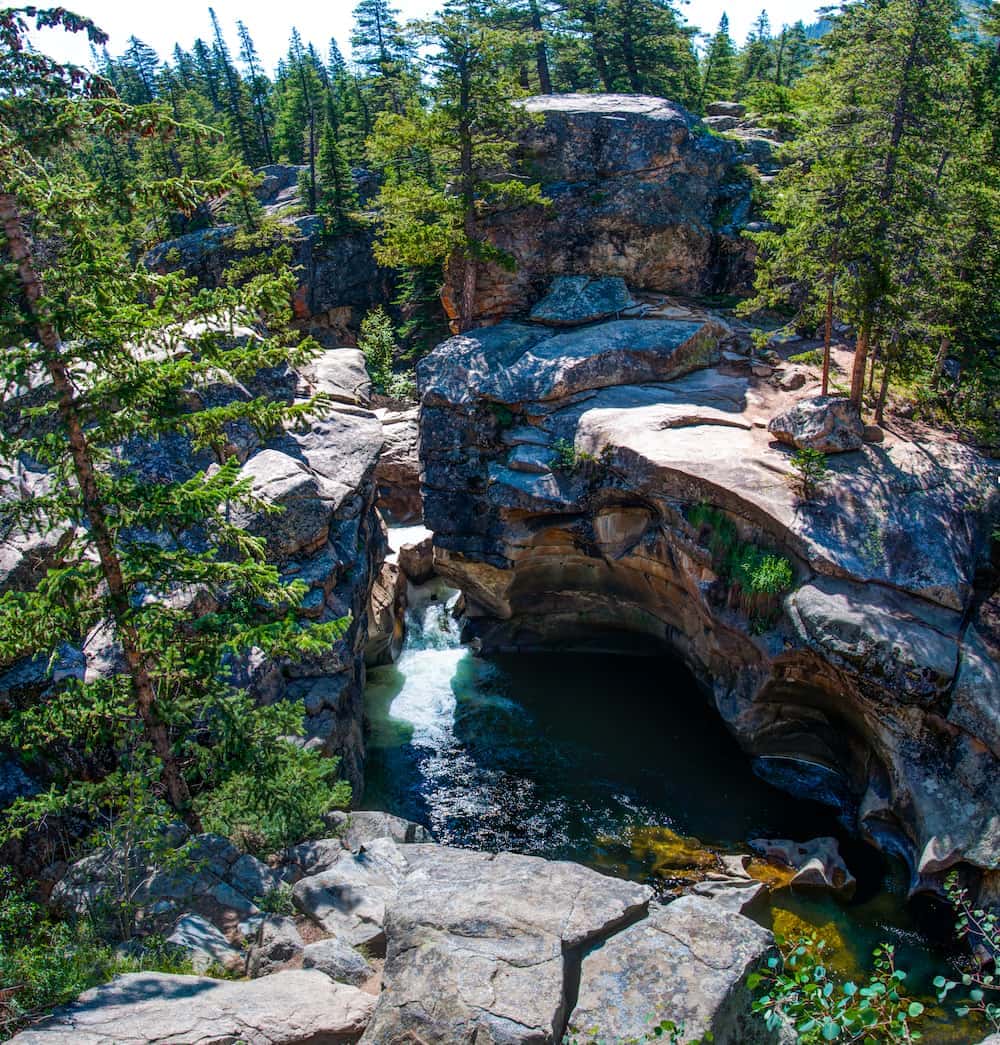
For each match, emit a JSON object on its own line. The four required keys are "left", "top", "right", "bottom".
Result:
{"left": 0, "top": 869, "right": 200, "bottom": 1037}
{"left": 686, "top": 505, "right": 794, "bottom": 627}
{"left": 256, "top": 884, "right": 295, "bottom": 916}
{"left": 358, "top": 306, "right": 398, "bottom": 394}
{"left": 790, "top": 448, "right": 830, "bottom": 501}
{"left": 197, "top": 741, "right": 351, "bottom": 855}
{"left": 551, "top": 438, "right": 579, "bottom": 472}
{"left": 788, "top": 348, "right": 824, "bottom": 366}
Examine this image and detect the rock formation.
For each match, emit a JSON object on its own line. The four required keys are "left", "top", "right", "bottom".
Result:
{"left": 417, "top": 304, "right": 1000, "bottom": 902}
{"left": 442, "top": 94, "right": 757, "bottom": 327}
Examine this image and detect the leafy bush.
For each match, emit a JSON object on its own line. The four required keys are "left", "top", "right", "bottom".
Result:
{"left": 686, "top": 505, "right": 794, "bottom": 627}
{"left": 940, "top": 873, "right": 1000, "bottom": 1032}
{"left": 256, "top": 884, "right": 295, "bottom": 916}
{"left": 358, "top": 306, "right": 398, "bottom": 394}
{"left": 790, "top": 449, "right": 830, "bottom": 500}
{"left": 551, "top": 438, "right": 579, "bottom": 472}
{"left": 0, "top": 869, "right": 198, "bottom": 1037}
{"left": 751, "top": 932, "right": 925, "bottom": 1042}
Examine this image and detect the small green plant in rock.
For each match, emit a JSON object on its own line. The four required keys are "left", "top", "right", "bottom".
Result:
{"left": 358, "top": 306, "right": 398, "bottom": 394}
{"left": 751, "top": 932, "right": 926, "bottom": 1042}
{"left": 552, "top": 438, "right": 579, "bottom": 472}
{"left": 939, "top": 872, "right": 1000, "bottom": 1033}
{"left": 789, "top": 348, "right": 825, "bottom": 367}
{"left": 790, "top": 449, "right": 830, "bottom": 501}
{"left": 256, "top": 883, "right": 295, "bottom": 916}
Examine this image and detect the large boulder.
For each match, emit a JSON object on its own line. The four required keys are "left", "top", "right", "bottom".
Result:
{"left": 8, "top": 970, "right": 374, "bottom": 1044}
{"left": 293, "top": 836, "right": 409, "bottom": 953}
{"left": 567, "top": 896, "right": 777, "bottom": 1044}
{"left": 767, "top": 395, "right": 864, "bottom": 453}
{"left": 373, "top": 406, "right": 422, "bottom": 523}
{"left": 361, "top": 844, "right": 652, "bottom": 1044}
{"left": 302, "top": 937, "right": 374, "bottom": 987}
{"left": 246, "top": 915, "right": 305, "bottom": 978}
{"left": 443, "top": 93, "right": 754, "bottom": 326}
{"left": 165, "top": 913, "right": 244, "bottom": 974}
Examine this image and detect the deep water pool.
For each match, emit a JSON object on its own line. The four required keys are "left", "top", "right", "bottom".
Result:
{"left": 363, "top": 580, "right": 980, "bottom": 1043}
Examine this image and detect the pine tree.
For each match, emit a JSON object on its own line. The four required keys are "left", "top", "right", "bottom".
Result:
{"left": 317, "top": 111, "right": 358, "bottom": 233}
{"left": 699, "top": 13, "right": 738, "bottom": 107}
{"left": 745, "top": 0, "right": 966, "bottom": 416}
{"left": 0, "top": 9, "right": 350, "bottom": 855}
{"left": 238, "top": 21, "right": 275, "bottom": 165}
{"left": 208, "top": 8, "right": 254, "bottom": 167}
{"left": 739, "top": 10, "right": 775, "bottom": 91}
{"left": 351, "top": 0, "right": 417, "bottom": 115}
{"left": 368, "top": 1, "right": 545, "bottom": 331}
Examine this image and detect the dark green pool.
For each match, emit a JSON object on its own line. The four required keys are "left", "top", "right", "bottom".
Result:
{"left": 363, "top": 580, "right": 979, "bottom": 1043}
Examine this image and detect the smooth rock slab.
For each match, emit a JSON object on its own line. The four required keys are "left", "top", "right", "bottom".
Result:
{"left": 166, "top": 913, "right": 243, "bottom": 974}
{"left": 9, "top": 970, "right": 375, "bottom": 1044}
{"left": 567, "top": 895, "right": 777, "bottom": 1045}
{"left": 361, "top": 844, "right": 652, "bottom": 1044}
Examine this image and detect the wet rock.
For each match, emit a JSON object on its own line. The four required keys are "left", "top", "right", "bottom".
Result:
{"left": 293, "top": 837, "right": 409, "bottom": 953}
{"left": 529, "top": 275, "right": 636, "bottom": 326}
{"left": 693, "top": 855, "right": 768, "bottom": 914}
{"left": 8, "top": 970, "right": 375, "bottom": 1044}
{"left": 165, "top": 913, "right": 244, "bottom": 973}
{"left": 362, "top": 844, "right": 652, "bottom": 1044}
{"left": 767, "top": 394, "right": 864, "bottom": 453}
{"left": 567, "top": 896, "right": 777, "bottom": 1045}
{"left": 302, "top": 937, "right": 374, "bottom": 987}
{"left": 247, "top": 914, "right": 305, "bottom": 978}
{"left": 365, "top": 558, "right": 406, "bottom": 667}
{"left": 397, "top": 535, "right": 435, "bottom": 584}
{"left": 749, "top": 837, "right": 857, "bottom": 899}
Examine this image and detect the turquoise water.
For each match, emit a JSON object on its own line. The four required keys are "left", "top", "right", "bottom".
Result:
{"left": 363, "top": 580, "right": 977, "bottom": 1042}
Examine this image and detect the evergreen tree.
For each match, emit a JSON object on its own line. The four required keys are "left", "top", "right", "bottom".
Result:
{"left": 745, "top": 0, "right": 966, "bottom": 416}
{"left": 237, "top": 21, "right": 275, "bottom": 165}
{"left": 118, "top": 36, "right": 161, "bottom": 104}
{"left": 191, "top": 37, "right": 222, "bottom": 111}
{"left": 351, "top": 0, "right": 417, "bottom": 115}
{"left": 739, "top": 10, "right": 775, "bottom": 90}
{"left": 317, "top": 111, "right": 358, "bottom": 232}
{"left": 0, "top": 9, "right": 350, "bottom": 852}
{"left": 368, "top": 0, "right": 545, "bottom": 331}
{"left": 699, "top": 13, "right": 738, "bottom": 107}
{"left": 208, "top": 8, "right": 255, "bottom": 167}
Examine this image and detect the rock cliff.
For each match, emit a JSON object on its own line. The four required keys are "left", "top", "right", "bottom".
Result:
{"left": 443, "top": 94, "right": 756, "bottom": 327}
{"left": 417, "top": 308, "right": 1000, "bottom": 901}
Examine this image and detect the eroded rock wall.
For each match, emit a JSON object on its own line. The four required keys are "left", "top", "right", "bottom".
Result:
{"left": 417, "top": 313, "right": 1000, "bottom": 900}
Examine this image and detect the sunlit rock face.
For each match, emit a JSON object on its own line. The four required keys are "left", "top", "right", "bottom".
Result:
{"left": 417, "top": 309, "right": 1000, "bottom": 903}
{"left": 442, "top": 94, "right": 756, "bottom": 328}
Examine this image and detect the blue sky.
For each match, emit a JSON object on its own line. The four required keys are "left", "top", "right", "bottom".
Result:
{"left": 31, "top": 0, "right": 824, "bottom": 73}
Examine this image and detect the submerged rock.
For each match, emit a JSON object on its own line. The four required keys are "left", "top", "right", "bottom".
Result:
{"left": 567, "top": 896, "right": 777, "bottom": 1044}
{"left": 8, "top": 970, "right": 375, "bottom": 1044}
{"left": 749, "top": 837, "right": 857, "bottom": 899}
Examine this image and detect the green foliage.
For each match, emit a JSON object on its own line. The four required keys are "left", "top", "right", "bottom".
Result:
{"left": 789, "top": 449, "right": 830, "bottom": 501}
{"left": 687, "top": 505, "right": 794, "bottom": 625}
{"left": 940, "top": 873, "right": 1000, "bottom": 1032}
{"left": 197, "top": 736, "right": 351, "bottom": 854}
{"left": 789, "top": 349, "right": 825, "bottom": 367}
{"left": 358, "top": 305, "right": 399, "bottom": 394}
{"left": 0, "top": 868, "right": 201, "bottom": 1037}
{"left": 551, "top": 438, "right": 580, "bottom": 472}
{"left": 751, "top": 933, "right": 926, "bottom": 1042}
{"left": 256, "top": 883, "right": 296, "bottom": 915}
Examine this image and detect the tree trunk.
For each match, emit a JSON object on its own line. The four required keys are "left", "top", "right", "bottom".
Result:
{"left": 849, "top": 320, "right": 871, "bottom": 410}
{"left": 867, "top": 342, "right": 880, "bottom": 396}
{"left": 458, "top": 54, "right": 477, "bottom": 333}
{"left": 528, "top": 0, "right": 553, "bottom": 94}
{"left": 0, "top": 192, "right": 197, "bottom": 824}
{"left": 822, "top": 242, "right": 836, "bottom": 396}
{"left": 875, "top": 361, "right": 892, "bottom": 425}
{"left": 931, "top": 334, "right": 950, "bottom": 387}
